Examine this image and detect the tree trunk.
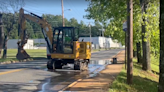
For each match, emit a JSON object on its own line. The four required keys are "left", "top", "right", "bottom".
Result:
{"left": 0, "top": 13, "right": 4, "bottom": 58}
{"left": 140, "top": 0, "right": 151, "bottom": 71}
{"left": 133, "top": 50, "right": 137, "bottom": 57}
{"left": 159, "top": 0, "right": 164, "bottom": 91}
{"left": 2, "top": 35, "right": 8, "bottom": 59}
{"left": 136, "top": 42, "right": 142, "bottom": 63}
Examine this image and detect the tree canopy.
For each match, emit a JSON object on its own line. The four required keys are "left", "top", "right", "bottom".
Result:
{"left": 85, "top": 0, "right": 159, "bottom": 56}
{"left": 2, "top": 13, "right": 103, "bottom": 39}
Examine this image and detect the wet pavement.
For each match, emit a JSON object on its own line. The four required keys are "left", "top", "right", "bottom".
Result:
{"left": 35, "top": 59, "right": 112, "bottom": 92}
{"left": 0, "top": 49, "right": 123, "bottom": 92}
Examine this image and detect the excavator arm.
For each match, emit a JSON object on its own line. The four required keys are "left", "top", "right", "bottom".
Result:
{"left": 16, "top": 8, "right": 53, "bottom": 60}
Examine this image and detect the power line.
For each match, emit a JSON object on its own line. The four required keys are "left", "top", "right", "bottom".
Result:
{"left": 67, "top": 0, "right": 84, "bottom": 16}
{"left": 23, "top": 7, "right": 50, "bottom": 14}
{"left": 65, "top": 0, "right": 82, "bottom": 17}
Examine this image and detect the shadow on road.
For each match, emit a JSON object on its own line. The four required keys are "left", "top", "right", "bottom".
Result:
{"left": 0, "top": 60, "right": 47, "bottom": 71}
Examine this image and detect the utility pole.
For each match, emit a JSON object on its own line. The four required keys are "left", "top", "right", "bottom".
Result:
{"left": 125, "top": 31, "right": 127, "bottom": 69}
{"left": 89, "top": 22, "right": 91, "bottom": 43}
{"left": 123, "top": 20, "right": 127, "bottom": 70}
{"left": 102, "top": 27, "right": 105, "bottom": 49}
{"left": 61, "top": 0, "right": 65, "bottom": 27}
{"left": 102, "top": 27, "right": 104, "bottom": 37}
{"left": 127, "top": 0, "right": 133, "bottom": 84}
{"left": 0, "top": 14, "right": 4, "bottom": 57}
{"left": 99, "top": 27, "right": 105, "bottom": 48}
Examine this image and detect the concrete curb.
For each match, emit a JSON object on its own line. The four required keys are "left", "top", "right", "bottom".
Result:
{"left": 0, "top": 58, "right": 34, "bottom": 65}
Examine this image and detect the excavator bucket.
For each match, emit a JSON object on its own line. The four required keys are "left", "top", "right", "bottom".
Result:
{"left": 16, "top": 47, "right": 30, "bottom": 60}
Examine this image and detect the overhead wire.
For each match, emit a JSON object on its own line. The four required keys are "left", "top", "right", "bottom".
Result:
{"left": 24, "top": 1, "right": 63, "bottom": 15}
{"left": 23, "top": 0, "right": 58, "bottom": 15}
{"left": 23, "top": 7, "right": 47, "bottom": 15}
{"left": 23, "top": 0, "right": 84, "bottom": 18}
{"left": 21, "top": 0, "right": 92, "bottom": 25}
{"left": 23, "top": 5, "right": 48, "bottom": 13}
{"left": 64, "top": 0, "right": 94, "bottom": 24}
{"left": 0, "top": 1, "right": 10, "bottom": 6}
{"left": 65, "top": 0, "right": 82, "bottom": 17}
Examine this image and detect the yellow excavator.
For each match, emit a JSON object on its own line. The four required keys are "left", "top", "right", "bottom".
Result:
{"left": 16, "top": 8, "right": 91, "bottom": 70}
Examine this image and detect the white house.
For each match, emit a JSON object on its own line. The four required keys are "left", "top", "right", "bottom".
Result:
{"left": 79, "top": 37, "right": 123, "bottom": 48}
{"left": 7, "top": 39, "right": 34, "bottom": 49}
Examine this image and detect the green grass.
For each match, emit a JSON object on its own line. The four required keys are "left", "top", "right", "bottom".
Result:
{"left": 151, "top": 56, "right": 159, "bottom": 74}
{"left": 0, "top": 48, "right": 104, "bottom": 62}
{"left": 0, "top": 47, "right": 121, "bottom": 62}
{"left": 110, "top": 59, "right": 159, "bottom": 92}
{"left": 0, "top": 49, "right": 46, "bottom": 62}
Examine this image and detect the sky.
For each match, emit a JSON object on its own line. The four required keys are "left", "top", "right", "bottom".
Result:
{"left": 19, "top": 0, "right": 95, "bottom": 25}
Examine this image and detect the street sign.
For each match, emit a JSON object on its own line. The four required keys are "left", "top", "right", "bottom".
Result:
{"left": 123, "top": 21, "right": 127, "bottom": 32}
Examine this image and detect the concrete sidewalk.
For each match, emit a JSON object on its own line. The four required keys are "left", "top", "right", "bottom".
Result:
{"left": 62, "top": 50, "right": 125, "bottom": 92}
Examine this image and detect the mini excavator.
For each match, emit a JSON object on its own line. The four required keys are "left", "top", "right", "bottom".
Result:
{"left": 16, "top": 8, "right": 91, "bottom": 70}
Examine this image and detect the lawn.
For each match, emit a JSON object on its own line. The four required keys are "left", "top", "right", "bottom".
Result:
{"left": 0, "top": 48, "right": 105, "bottom": 62}
{"left": 110, "top": 59, "right": 159, "bottom": 92}
{"left": 151, "top": 56, "right": 159, "bottom": 74}
{"left": 0, "top": 49, "right": 46, "bottom": 62}
{"left": 0, "top": 48, "right": 121, "bottom": 62}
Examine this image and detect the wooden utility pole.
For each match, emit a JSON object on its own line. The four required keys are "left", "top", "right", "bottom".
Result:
{"left": 61, "top": 0, "right": 65, "bottom": 27}
{"left": 125, "top": 31, "right": 127, "bottom": 69}
{"left": 0, "top": 14, "right": 4, "bottom": 58}
{"left": 123, "top": 20, "right": 127, "bottom": 69}
{"left": 89, "top": 22, "right": 91, "bottom": 43}
{"left": 127, "top": 0, "right": 133, "bottom": 84}
{"left": 159, "top": 0, "right": 164, "bottom": 91}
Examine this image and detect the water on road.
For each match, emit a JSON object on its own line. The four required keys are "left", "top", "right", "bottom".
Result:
{"left": 0, "top": 49, "right": 123, "bottom": 92}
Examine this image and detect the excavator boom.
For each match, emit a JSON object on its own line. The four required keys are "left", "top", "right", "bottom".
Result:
{"left": 16, "top": 8, "right": 53, "bottom": 60}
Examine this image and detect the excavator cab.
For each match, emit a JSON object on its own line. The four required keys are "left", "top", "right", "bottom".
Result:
{"left": 52, "top": 27, "right": 79, "bottom": 54}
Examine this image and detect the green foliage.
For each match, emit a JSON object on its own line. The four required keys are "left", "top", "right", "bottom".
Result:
{"left": 26, "top": 21, "right": 35, "bottom": 38}
{"left": 85, "top": 0, "right": 159, "bottom": 55}
{"left": 2, "top": 13, "right": 18, "bottom": 38}
{"left": 1, "top": 13, "right": 103, "bottom": 39}
{"left": 110, "top": 59, "right": 158, "bottom": 92}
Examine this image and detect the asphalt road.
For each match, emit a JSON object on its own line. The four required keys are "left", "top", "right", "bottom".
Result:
{"left": 0, "top": 48, "right": 124, "bottom": 92}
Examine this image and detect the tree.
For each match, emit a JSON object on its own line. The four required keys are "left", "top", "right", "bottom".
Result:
{"left": 93, "top": 21, "right": 103, "bottom": 37}
{"left": 78, "top": 20, "right": 88, "bottom": 36}
{"left": 136, "top": 42, "right": 142, "bottom": 63}
{"left": 0, "top": 2, "right": 9, "bottom": 58}
{"left": 140, "top": 0, "right": 151, "bottom": 71}
{"left": 2, "top": 0, "right": 25, "bottom": 58}
{"left": 69, "top": 18, "right": 79, "bottom": 27}
{"left": 85, "top": 0, "right": 159, "bottom": 69}
{"left": 2, "top": 13, "right": 18, "bottom": 58}
{"left": 26, "top": 21, "right": 35, "bottom": 38}
{"left": 159, "top": 0, "right": 164, "bottom": 91}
